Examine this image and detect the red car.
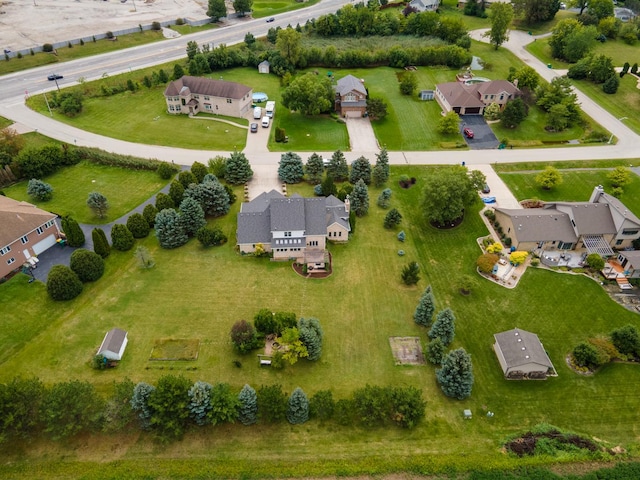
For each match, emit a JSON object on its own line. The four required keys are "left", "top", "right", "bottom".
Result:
{"left": 463, "top": 127, "right": 474, "bottom": 139}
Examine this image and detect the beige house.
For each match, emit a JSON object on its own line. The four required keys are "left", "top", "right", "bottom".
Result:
{"left": 0, "top": 196, "right": 60, "bottom": 279}
{"left": 236, "top": 190, "right": 350, "bottom": 267}
{"left": 164, "top": 76, "right": 253, "bottom": 118}
{"left": 334, "top": 75, "right": 368, "bottom": 118}
{"left": 409, "top": 0, "right": 440, "bottom": 11}
{"left": 435, "top": 80, "right": 520, "bottom": 115}
{"left": 494, "top": 186, "right": 640, "bottom": 256}
{"left": 493, "top": 328, "right": 555, "bottom": 379}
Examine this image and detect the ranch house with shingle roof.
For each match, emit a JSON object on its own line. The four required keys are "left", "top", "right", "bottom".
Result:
{"left": 164, "top": 76, "right": 253, "bottom": 118}
{"left": 435, "top": 79, "right": 520, "bottom": 115}
{"left": 236, "top": 190, "right": 350, "bottom": 268}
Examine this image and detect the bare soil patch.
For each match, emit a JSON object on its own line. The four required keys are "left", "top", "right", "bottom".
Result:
{"left": 389, "top": 336, "right": 425, "bottom": 365}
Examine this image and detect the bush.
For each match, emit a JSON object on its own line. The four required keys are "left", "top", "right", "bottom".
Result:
{"left": 43, "top": 43, "right": 53, "bottom": 52}
{"left": 602, "top": 74, "right": 619, "bottom": 94}
{"left": 70, "top": 249, "right": 105, "bottom": 282}
{"left": 61, "top": 216, "right": 85, "bottom": 247}
{"left": 157, "top": 162, "right": 178, "bottom": 180}
{"left": 309, "top": 390, "right": 334, "bottom": 421}
{"left": 126, "top": 213, "right": 151, "bottom": 238}
{"left": 477, "top": 253, "right": 499, "bottom": 273}
{"left": 91, "top": 228, "right": 110, "bottom": 258}
{"left": 611, "top": 324, "right": 640, "bottom": 356}
{"left": 397, "top": 230, "right": 405, "bottom": 242}
{"left": 196, "top": 226, "right": 227, "bottom": 247}
{"left": 231, "top": 320, "right": 260, "bottom": 354}
{"left": 110, "top": 224, "right": 135, "bottom": 251}
{"left": 47, "top": 265, "right": 83, "bottom": 301}
{"left": 26, "top": 179, "right": 53, "bottom": 201}
{"left": 155, "top": 192, "right": 175, "bottom": 212}
{"left": 142, "top": 204, "right": 159, "bottom": 228}
{"left": 151, "top": 21, "right": 162, "bottom": 31}
{"left": 572, "top": 342, "right": 599, "bottom": 368}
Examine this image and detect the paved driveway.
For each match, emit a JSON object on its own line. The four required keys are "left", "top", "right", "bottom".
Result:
{"left": 345, "top": 117, "right": 378, "bottom": 153}
{"left": 460, "top": 115, "right": 499, "bottom": 150}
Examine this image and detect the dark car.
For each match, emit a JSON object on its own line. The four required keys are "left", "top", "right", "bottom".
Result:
{"left": 250, "top": 123, "right": 258, "bottom": 133}
{"left": 266, "top": 17, "right": 275, "bottom": 22}
{"left": 482, "top": 183, "right": 490, "bottom": 194}
{"left": 47, "top": 74, "right": 63, "bottom": 81}
{"left": 463, "top": 127, "right": 474, "bottom": 139}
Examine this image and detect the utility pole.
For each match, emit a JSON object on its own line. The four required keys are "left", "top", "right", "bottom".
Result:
{"left": 43, "top": 92, "right": 53, "bottom": 117}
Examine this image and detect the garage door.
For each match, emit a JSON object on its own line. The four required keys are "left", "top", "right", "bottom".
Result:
{"left": 465, "top": 107, "right": 482, "bottom": 115}
{"left": 33, "top": 234, "right": 57, "bottom": 255}
{"left": 345, "top": 110, "right": 362, "bottom": 118}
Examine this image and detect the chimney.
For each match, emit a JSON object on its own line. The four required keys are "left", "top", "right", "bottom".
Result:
{"left": 513, "top": 78, "right": 519, "bottom": 89}
{"left": 589, "top": 185, "right": 604, "bottom": 203}
{"left": 344, "top": 195, "right": 350, "bottom": 214}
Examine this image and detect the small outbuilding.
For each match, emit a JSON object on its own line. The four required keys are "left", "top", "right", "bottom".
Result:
{"left": 97, "top": 328, "right": 128, "bottom": 361}
{"left": 258, "top": 60, "right": 270, "bottom": 74}
{"left": 493, "top": 328, "right": 555, "bottom": 380}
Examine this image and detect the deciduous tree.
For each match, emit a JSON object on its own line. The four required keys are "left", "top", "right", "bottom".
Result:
{"left": 276, "top": 27, "right": 303, "bottom": 67}
{"left": 209, "top": 382, "right": 240, "bottom": 425}
{"left": 488, "top": 2, "right": 513, "bottom": 49}
{"left": 500, "top": 98, "right": 528, "bottom": 128}
{"left": 258, "top": 384, "right": 288, "bottom": 423}
{"left": 436, "top": 348, "right": 474, "bottom": 400}
{"left": 421, "top": 166, "right": 479, "bottom": 226}
{"left": 230, "top": 320, "right": 259, "bottom": 354}
{"left": 309, "top": 390, "right": 335, "bottom": 421}
{"left": 608, "top": 166, "right": 631, "bottom": 187}
{"left": 586, "top": 253, "right": 605, "bottom": 270}
{"left": 0, "top": 377, "right": 44, "bottom": 442}
{"left": 233, "top": 0, "right": 253, "bottom": 17}
{"left": 103, "top": 378, "right": 135, "bottom": 433}
{"left": 196, "top": 225, "right": 227, "bottom": 247}
{"left": 148, "top": 375, "right": 192, "bottom": 440}
{"left": 366, "top": 97, "right": 388, "bottom": 120}
{"left": 42, "top": 380, "right": 104, "bottom": 440}
{"left": 535, "top": 166, "right": 563, "bottom": 190}
{"left": 282, "top": 73, "right": 334, "bottom": 115}
{"left": 437, "top": 111, "right": 460, "bottom": 135}
{"left": 611, "top": 324, "right": 640, "bottom": 356}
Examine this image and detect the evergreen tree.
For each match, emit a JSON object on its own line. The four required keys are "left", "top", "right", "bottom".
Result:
{"left": 278, "top": 152, "right": 305, "bottom": 183}
{"left": 61, "top": 216, "right": 85, "bottom": 247}
{"left": 196, "top": 226, "right": 227, "bottom": 247}
{"left": 377, "top": 188, "right": 392, "bottom": 208}
{"left": 179, "top": 197, "right": 206, "bottom": 237}
{"left": 155, "top": 208, "right": 189, "bottom": 249}
{"left": 321, "top": 174, "right": 337, "bottom": 197}
{"left": 401, "top": 261, "right": 420, "bottom": 286}
{"left": 191, "top": 161, "right": 209, "bottom": 183}
{"left": 414, "top": 285, "right": 435, "bottom": 327}
{"left": 258, "top": 384, "right": 288, "bottom": 423}
{"left": 110, "top": 224, "right": 135, "bottom": 251}
{"left": 178, "top": 170, "right": 197, "bottom": 189}
{"left": 305, "top": 153, "right": 325, "bottom": 184}
{"left": 27, "top": 178, "right": 53, "bottom": 201}
{"left": 126, "top": 213, "right": 150, "bottom": 239}
{"left": 383, "top": 208, "right": 402, "bottom": 229}
{"left": 143, "top": 204, "right": 159, "bottom": 228}
{"left": 426, "top": 337, "right": 445, "bottom": 364}
{"left": 169, "top": 180, "right": 185, "bottom": 206}
{"left": 429, "top": 308, "right": 456, "bottom": 346}
{"left": 188, "top": 381, "right": 213, "bottom": 426}
{"left": 91, "top": 227, "right": 110, "bottom": 258}
{"left": 436, "top": 348, "right": 474, "bottom": 400}
{"left": 298, "top": 317, "right": 323, "bottom": 361}
{"left": 46, "top": 265, "right": 83, "bottom": 301}
{"left": 184, "top": 179, "right": 230, "bottom": 217}
{"left": 87, "top": 191, "right": 109, "bottom": 218}
{"left": 237, "top": 384, "right": 258, "bottom": 425}
{"left": 173, "top": 63, "right": 185, "bottom": 80}
{"left": 350, "top": 179, "right": 369, "bottom": 217}
{"left": 155, "top": 192, "right": 175, "bottom": 212}
{"left": 350, "top": 156, "right": 372, "bottom": 185}
{"left": 287, "top": 387, "right": 309, "bottom": 424}
{"left": 373, "top": 147, "right": 390, "bottom": 186}
{"left": 70, "top": 248, "right": 104, "bottom": 282}
{"left": 327, "top": 150, "right": 349, "bottom": 181}
{"left": 224, "top": 151, "right": 253, "bottom": 185}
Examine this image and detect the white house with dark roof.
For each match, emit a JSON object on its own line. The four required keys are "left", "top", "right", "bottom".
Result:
{"left": 409, "top": 0, "right": 440, "bottom": 11}
{"left": 164, "top": 76, "right": 253, "bottom": 118}
{"left": 97, "top": 328, "right": 128, "bottom": 361}
{"left": 435, "top": 80, "right": 520, "bottom": 115}
{"left": 0, "top": 195, "right": 60, "bottom": 279}
{"left": 617, "top": 251, "right": 640, "bottom": 279}
{"left": 236, "top": 190, "right": 350, "bottom": 266}
{"left": 493, "top": 186, "right": 640, "bottom": 257}
{"left": 493, "top": 328, "right": 555, "bottom": 379}
{"left": 334, "top": 75, "right": 368, "bottom": 117}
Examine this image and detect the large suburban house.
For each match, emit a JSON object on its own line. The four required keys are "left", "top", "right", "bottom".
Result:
{"left": 435, "top": 80, "right": 520, "bottom": 115}
{"left": 493, "top": 328, "right": 555, "bottom": 379}
{"left": 493, "top": 186, "right": 640, "bottom": 257}
{"left": 236, "top": 190, "right": 350, "bottom": 267}
{"left": 334, "top": 75, "right": 368, "bottom": 118}
{"left": 409, "top": 0, "right": 440, "bottom": 12}
{"left": 164, "top": 76, "right": 253, "bottom": 118}
{"left": 0, "top": 196, "right": 60, "bottom": 279}
{"left": 97, "top": 328, "right": 128, "bottom": 361}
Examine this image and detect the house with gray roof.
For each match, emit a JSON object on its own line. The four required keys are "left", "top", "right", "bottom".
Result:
{"left": 164, "top": 76, "right": 253, "bottom": 118}
{"left": 616, "top": 251, "right": 640, "bottom": 279}
{"left": 334, "top": 75, "right": 368, "bottom": 118}
{"left": 237, "top": 190, "right": 350, "bottom": 266}
{"left": 409, "top": 0, "right": 440, "bottom": 12}
{"left": 0, "top": 195, "right": 60, "bottom": 280}
{"left": 493, "top": 186, "right": 640, "bottom": 257}
{"left": 97, "top": 328, "right": 128, "bottom": 361}
{"left": 493, "top": 328, "right": 555, "bottom": 379}
{"left": 435, "top": 79, "right": 520, "bottom": 115}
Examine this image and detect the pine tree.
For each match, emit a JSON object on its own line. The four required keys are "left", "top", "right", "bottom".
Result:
{"left": 287, "top": 387, "right": 309, "bottom": 424}
{"left": 184, "top": 179, "right": 230, "bottom": 217}
{"left": 155, "top": 192, "right": 175, "bottom": 212}
{"left": 383, "top": 208, "right": 402, "bottom": 229}
{"left": 373, "top": 147, "right": 390, "bottom": 187}
{"left": 429, "top": 308, "right": 456, "bottom": 346}
{"left": 327, "top": 150, "right": 349, "bottom": 181}
{"left": 169, "top": 180, "right": 185, "bottom": 206}
{"left": 298, "top": 317, "right": 323, "bottom": 361}
{"left": 110, "top": 224, "right": 135, "bottom": 251}
{"left": 143, "top": 204, "right": 159, "bottom": 228}
{"left": 178, "top": 170, "right": 197, "bottom": 189}
{"left": 155, "top": 209, "right": 188, "bottom": 249}
{"left": 377, "top": 188, "right": 392, "bottom": 208}
{"left": 87, "top": 192, "right": 109, "bottom": 218}
{"left": 278, "top": 152, "right": 305, "bottom": 183}
{"left": 238, "top": 384, "right": 258, "bottom": 425}
{"left": 61, "top": 216, "right": 85, "bottom": 247}
{"left": 305, "top": 153, "right": 325, "bottom": 184}
{"left": 351, "top": 179, "right": 369, "bottom": 217}
{"left": 350, "top": 156, "right": 372, "bottom": 185}
{"left": 224, "top": 151, "right": 253, "bottom": 185}
{"left": 91, "top": 227, "right": 110, "bottom": 258}
{"left": 131, "top": 382, "right": 156, "bottom": 430}
{"left": 188, "top": 381, "right": 213, "bottom": 426}
{"left": 126, "top": 213, "right": 150, "bottom": 239}
{"left": 426, "top": 337, "right": 445, "bottom": 364}
{"left": 414, "top": 285, "right": 435, "bottom": 327}
{"left": 401, "top": 261, "right": 420, "bottom": 285}
{"left": 321, "top": 174, "right": 337, "bottom": 197}
{"left": 179, "top": 197, "right": 206, "bottom": 237}
{"left": 436, "top": 348, "right": 474, "bottom": 400}
{"left": 191, "top": 161, "right": 208, "bottom": 183}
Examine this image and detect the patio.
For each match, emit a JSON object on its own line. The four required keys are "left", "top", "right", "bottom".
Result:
{"left": 539, "top": 250, "right": 587, "bottom": 269}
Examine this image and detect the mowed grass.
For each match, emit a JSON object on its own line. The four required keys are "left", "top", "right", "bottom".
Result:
{"left": 498, "top": 167, "right": 640, "bottom": 211}
{"left": 252, "top": 0, "right": 321, "bottom": 18}
{"left": 2, "top": 161, "right": 169, "bottom": 224}
{"left": 3, "top": 167, "right": 640, "bottom": 476}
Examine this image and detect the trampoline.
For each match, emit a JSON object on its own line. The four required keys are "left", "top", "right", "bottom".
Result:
{"left": 252, "top": 92, "right": 268, "bottom": 103}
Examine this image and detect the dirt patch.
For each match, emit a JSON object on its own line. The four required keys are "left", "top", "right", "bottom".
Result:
{"left": 389, "top": 336, "right": 425, "bottom": 365}
{"left": 505, "top": 429, "right": 600, "bottom": 457}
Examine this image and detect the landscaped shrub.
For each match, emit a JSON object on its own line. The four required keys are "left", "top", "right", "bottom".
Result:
{"left": 126, "top": 213, "right": 151, "bottom": 238}
{"left": 70, "top": 249, "right": 105, "bottom": 282}
{"left": 309, "top": 390, "right": 335, "bottom": 421}
{"left": 178, "top": 170, "right": 197, "bottom": 189}
{"left": 486, "top": 242, "right": 503, "bottom": 254}
{"left": 110, "top": 224, "right": 135, "bottom": 251}
{"left": 26, "top": 179, "right": 53, "bottom": 201}
{"left": 377, "top": 188, "right": 392, "bottom": 208}
{"left": 196, "top": 226, "right": 227, "bottom": 247}
{"left": 46, "top": 265, "right": 83, "bottom": 301}
{"left": 134, "top": 246, "right": 155, "bottom": 269}
{"left": 572, "top": 342, "right": 600, "bottom": 368}
{"left": 155, "top": 208, "right": 188, "bottom": 249}
{"left": 61, "top": 216, "right": 85, "bottom": 247}
{"left": 43, "top": 43, "right": 54, "bottom": 52}
{"left": 142, "top": 204, "right": 159, "bottom": 228}
{"left": 230, "top": 320, "right": 259, "bottom": 354}
{"left": 169, "top": 180, "right": 185, "bottom": 206}
{"left": 477, "top": 253, "right": 499, "bottom": 273}
{"left": 586, "top": 253, "right": 605, "bottom": 270}
{"left": 190, "top": 161, "right": 208, "bottom": 183}
{"left": 91, "top": 227, "right": 110, "bottom": 258}
{"left": 155, "top": 192, "right": 175, "bottom": 212}
{"left": 397, "top": 230, "right": 405, "bottom": 242}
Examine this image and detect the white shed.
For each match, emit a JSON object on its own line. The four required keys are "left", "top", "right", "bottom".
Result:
{"left": 97, "top": 328, "right": 128, "bottom": 361}
{"left": 258, "top": 60, "right": 270, "bottom": 74}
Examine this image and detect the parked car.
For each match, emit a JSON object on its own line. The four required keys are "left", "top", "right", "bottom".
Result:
{"left": 266, "top": 17, "right": 275, "bottom": 22}
{"left": 250, "top": 123, "right": 258, "bottom": 133}
{"left": 47, "top": 73, "right": 63, "bottom": 81}
{"left": 482, "top": 183, "right": 490, "bottom": 194}
{"left": 463, "top": 127, "right": 474, "bottom": 139}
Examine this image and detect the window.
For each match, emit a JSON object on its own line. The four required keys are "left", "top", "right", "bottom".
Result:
{"left": 204, "top": 96, "right": 210, "bottom": 101}
{"left": 36, "top": 226, "right": 44, "bottom": 235}
{"left": 0, "top": 245, "right": 11, "bottom": 255}
{"left": 6, "top": 257, "right": 15, "bottom": 265}
{"left": 616, "top": 239, "right": 623, "bottom": 246}
{"left": 622, "top": 229, "right": 639, "bottom": 236}
{"left": 205, "top": 104, "right": 212, "bottom": 111}
{"left": 345, "top": 93, "right": 355, "bottom": 102}
{"left": 226, "top": 98, "right": 232, "bottom": 104}
{"left": 193, "top": 94, "right": 199, "bottom": 99}
{"left": 285, "top": 232, "right": 291, "bottom": 237}
{"left": 339, "top": 231, "right": 342, "bottom": 237}
{"left": 20, "top": 236, "right": 28, "bottom": 244}
{"left": 571, "top": 219, "right": 576, "bottom": 227}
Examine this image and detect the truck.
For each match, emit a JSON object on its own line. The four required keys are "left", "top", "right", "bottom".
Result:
{"left": 253, "top": 107, "right": 262, "bottom": 119}
{"left": 265, "top": 101, "right": 275, "bottom": 118}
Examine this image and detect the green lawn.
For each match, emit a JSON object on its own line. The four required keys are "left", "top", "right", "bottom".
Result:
{"left": 3, "top": 166, "right": 640, "bottom": 477}
{"left": 526, "top": 36, "right": 640, "bottom": 69}
{"left": 252, "top": 0, "right": 321, "bottom": 18}
{"left": 2, "top": 161, "right": 169, "bottom": 224}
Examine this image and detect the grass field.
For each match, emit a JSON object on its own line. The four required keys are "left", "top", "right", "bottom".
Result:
{"left": 1, "top": 161, "right": 169, "bottom": 224}
{"left": 2, "top": 166, "right": 640, "bottom": 477}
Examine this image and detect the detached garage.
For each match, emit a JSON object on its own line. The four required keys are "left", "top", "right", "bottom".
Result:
{"left": 97, "top": 328, "right": 128, "bottom": 361}
{"left": 493, "top": 328, "right": 556, "bottom": 380}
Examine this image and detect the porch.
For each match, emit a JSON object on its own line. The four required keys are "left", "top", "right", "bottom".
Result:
{"left": 538, "top": 250, "right": 587, "bottom": 268}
